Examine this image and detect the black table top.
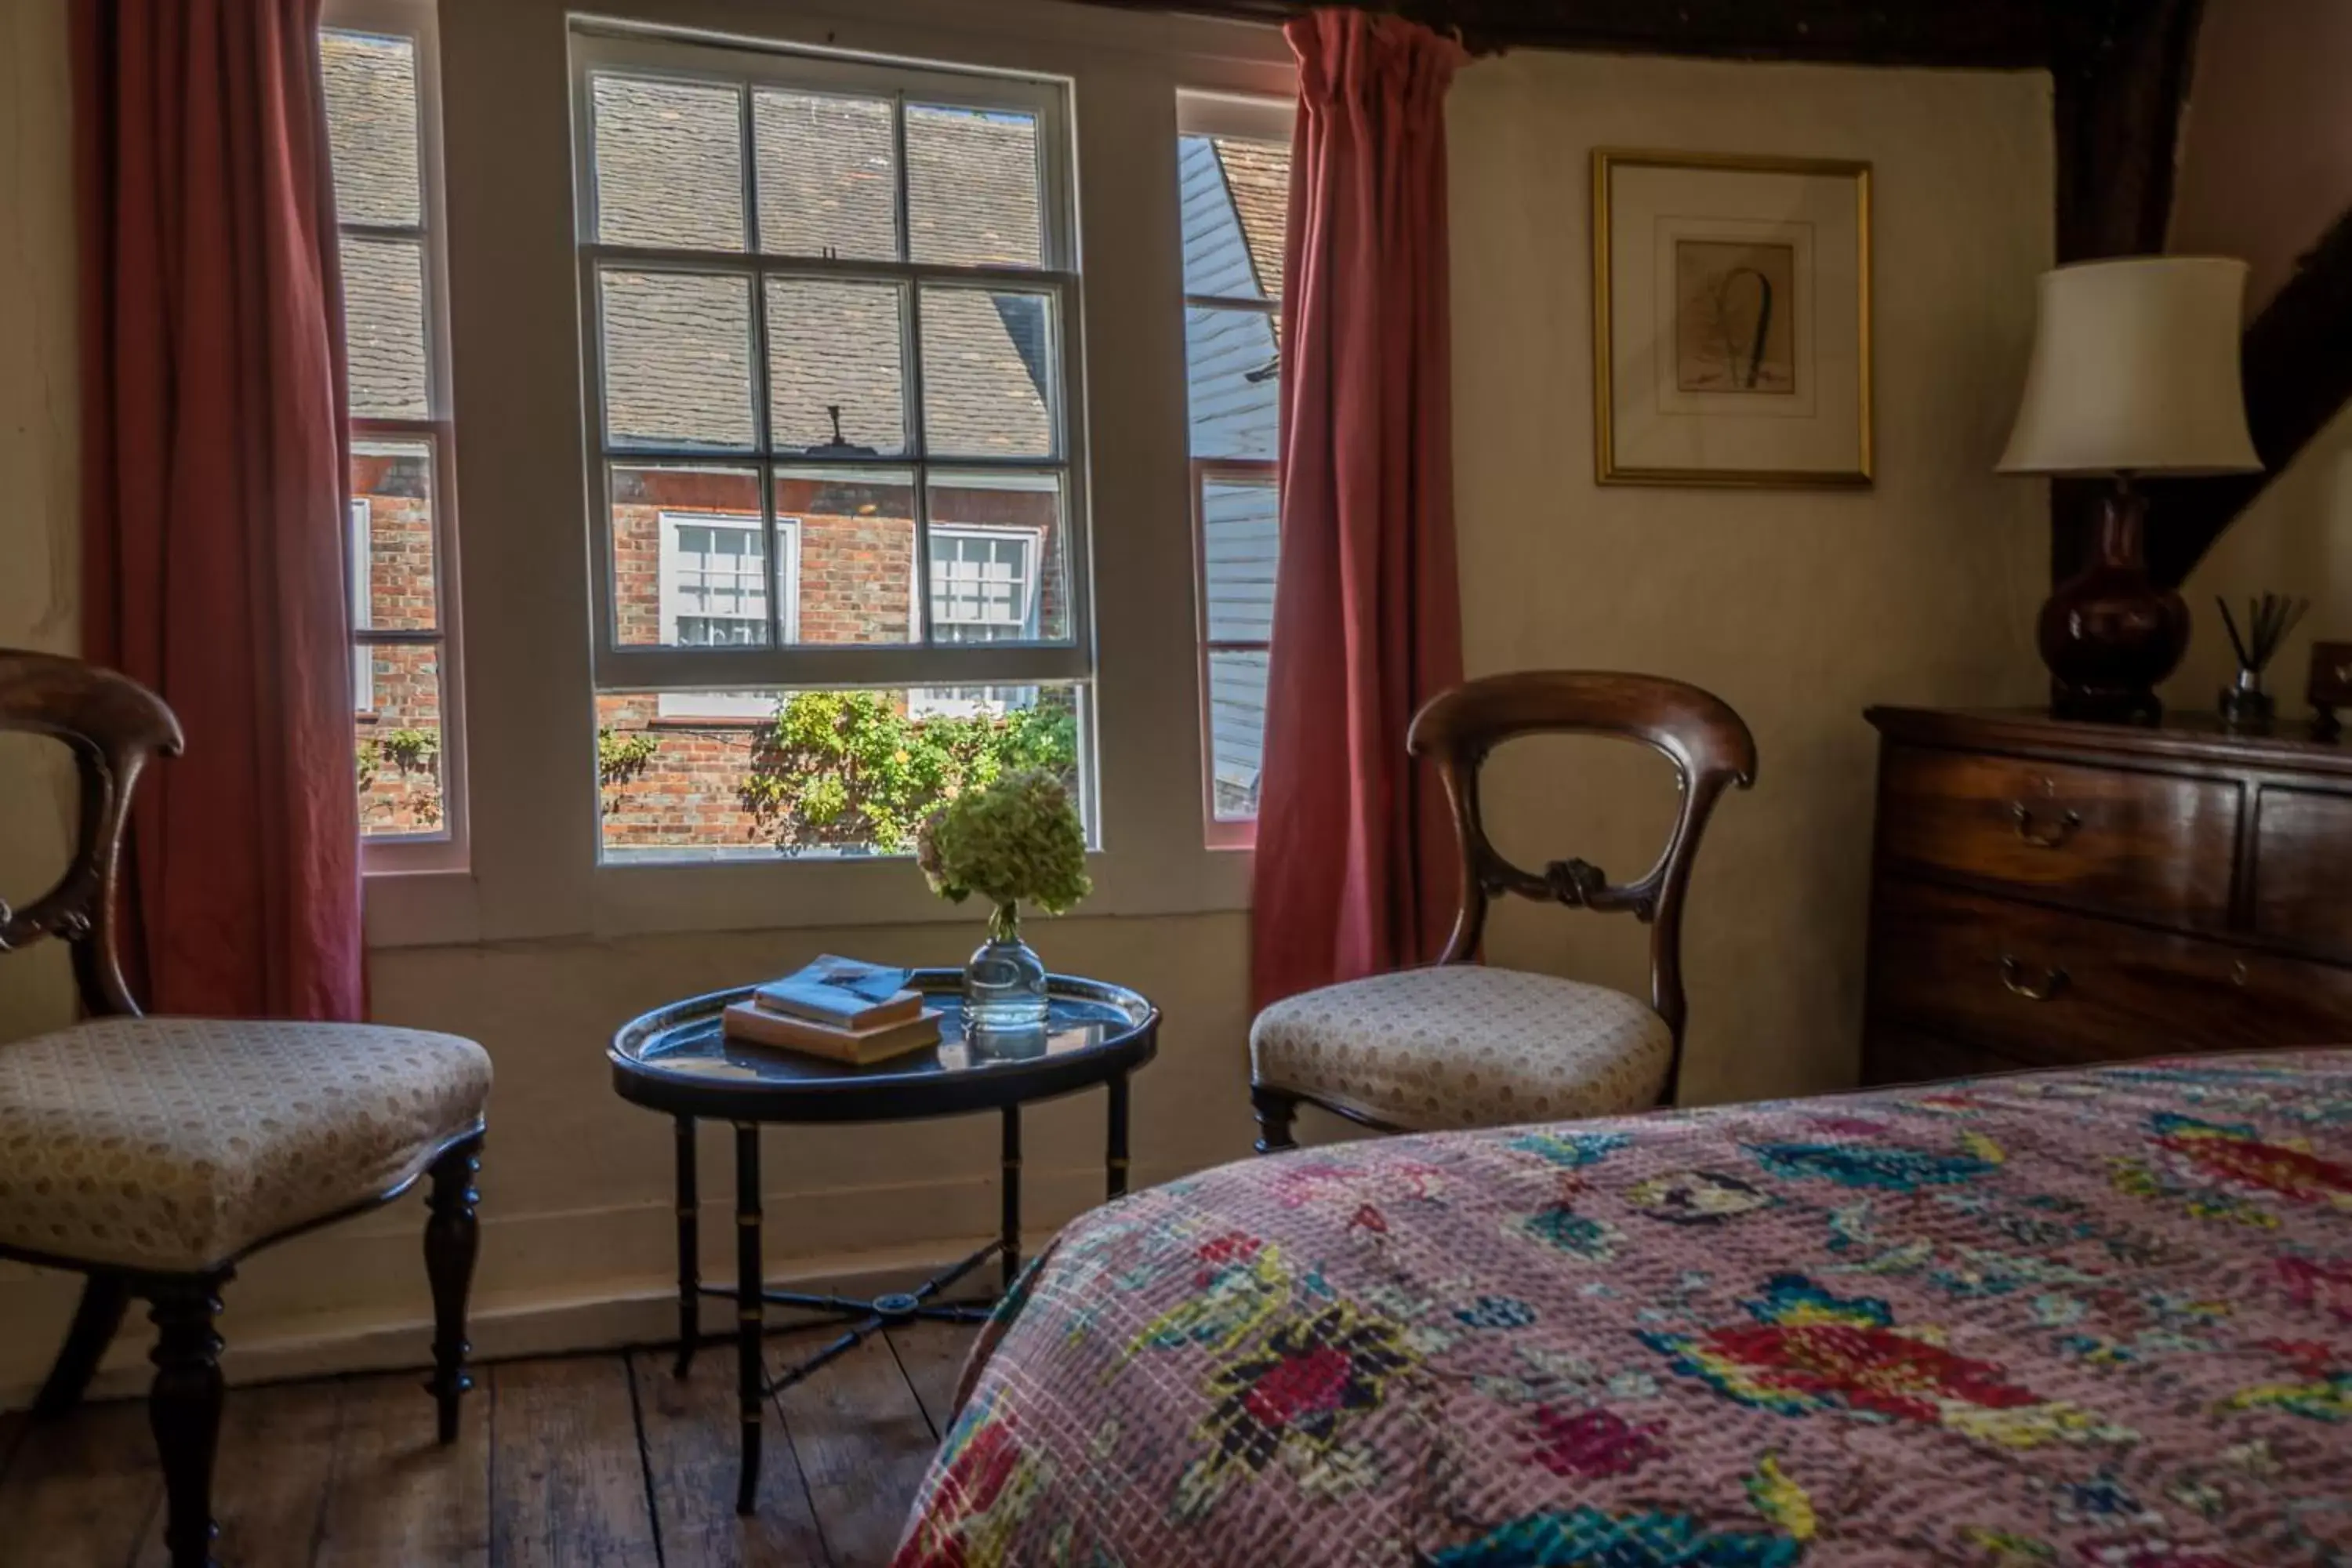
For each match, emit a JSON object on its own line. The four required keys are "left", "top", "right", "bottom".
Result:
{"left": 610, "top": 968, "right": 1160, "bottom": 1123}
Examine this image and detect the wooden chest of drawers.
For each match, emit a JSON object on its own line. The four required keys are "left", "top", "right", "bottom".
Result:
{"left": 1862, "top": 707, "right": 2352, "bottom": 1083}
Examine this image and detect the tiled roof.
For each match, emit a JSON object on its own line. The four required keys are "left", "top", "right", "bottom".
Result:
{"left": 1212, "top": 136, "right": 1290, "bottom": 300}
{"left": 322, "top": 32, "right": 429, "bottom": 418}
{"left": 590, "top": 83, "right": 1053, "bottom": 457}
{"left": 321, "top": 32, "right": 419, "bottom": 227}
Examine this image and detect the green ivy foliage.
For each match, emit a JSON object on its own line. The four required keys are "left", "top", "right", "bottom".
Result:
{"left": 356, "top": 727, "right": 443, "bottom": 827}
{"left": 739, "top": 691, "right": 1079, "bottom": 854}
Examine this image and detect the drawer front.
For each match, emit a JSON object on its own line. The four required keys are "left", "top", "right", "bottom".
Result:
{"left": 1876, "top": 744, "right": 2238, "bottom": 926}
{"left": 2253, "top": 787, "right": 2352, "bottom": 962}
{"left": 1868, "top": 878, "right": 2352, "bottom": 1067}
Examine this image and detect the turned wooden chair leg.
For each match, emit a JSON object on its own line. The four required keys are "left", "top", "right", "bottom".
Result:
{"left": 33, "top": 1273, "right": 129, "bottom": 1421}
{"left": 1251, "top": 1085, "right": 1299, "bottom": 1154}
{"left": 147, "top": 1276, "right": 227, "bottom": 1568}
{"left": 423, "top": 1134, "right": 483, "bottom": 1445}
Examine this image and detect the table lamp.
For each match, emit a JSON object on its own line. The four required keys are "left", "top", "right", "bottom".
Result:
{"left": 1999, "top": 256, "right": 2263, "bottom": 724}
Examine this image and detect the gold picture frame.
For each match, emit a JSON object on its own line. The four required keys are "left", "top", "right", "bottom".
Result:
{"left": 1592, "top": 149, "right": 1873, "bottom": 488}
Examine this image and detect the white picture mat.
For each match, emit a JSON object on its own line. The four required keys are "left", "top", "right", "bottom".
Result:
{"left": 1605, "top": 161, "right": 1865, "bottom": 479}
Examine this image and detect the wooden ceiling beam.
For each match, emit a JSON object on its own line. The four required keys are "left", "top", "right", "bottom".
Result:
{"left": 1068, "top": 0, "right": 2083, "bottom": 68}
{"left": 2147, "top": 207, "right": 2352, "bottom": 586}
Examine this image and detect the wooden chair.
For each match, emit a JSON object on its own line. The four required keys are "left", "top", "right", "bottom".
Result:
{"left": 0, "top": 649, "right": 491, "bottom": 1568}
{"left": 1250, "top": 671, "right": 1756, "bottom": 1149}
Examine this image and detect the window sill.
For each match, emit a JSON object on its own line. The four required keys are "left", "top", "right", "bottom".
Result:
{"left": 644, "top": 714, "right": 767, "bottom": 731}
{"left": 361, "top": 840, "right": 1251, "bottom": 950}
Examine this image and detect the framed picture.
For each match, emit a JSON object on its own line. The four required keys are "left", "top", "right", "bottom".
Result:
{"left": 1592, "top": 150, "right": 1873, "bottom": 488}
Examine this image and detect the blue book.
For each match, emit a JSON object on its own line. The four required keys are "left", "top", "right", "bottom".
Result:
{"left": 753, "top": 956, "right": 919, "bottom": 1030}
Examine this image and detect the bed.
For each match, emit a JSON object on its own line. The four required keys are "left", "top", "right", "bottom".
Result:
{"left": 892, "top": 1051, "right": 2352, "bottom": 1565}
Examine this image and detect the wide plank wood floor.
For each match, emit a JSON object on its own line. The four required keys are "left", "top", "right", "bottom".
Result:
{"left": 0, "top": 1322, "right": 977, "bottom": 1568}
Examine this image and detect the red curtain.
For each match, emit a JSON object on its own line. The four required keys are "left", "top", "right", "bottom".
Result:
{"left": 1250, "top": 9, "right": 1468, "bottom": 1013}
{"left": 74, "top": 0, "right": 364, "bottom": 1020}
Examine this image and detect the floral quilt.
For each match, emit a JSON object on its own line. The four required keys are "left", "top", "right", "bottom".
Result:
{"left": 893, "top": 1052, "right": 2352, "bottom": 1566}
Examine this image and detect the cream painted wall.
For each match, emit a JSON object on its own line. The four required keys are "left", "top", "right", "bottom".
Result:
{"left": 2167, "top": 405, "right": 2352, "bottom": 720}
{"left": 1446, "top": 51, "right": 2051, "bottom": 1107}
{"left": 0, "top": 9, "right": 2054, "bottom": 1399}
{"left": 0, "top": 0, "right": 81, "bottom": 1044}
{"left": 2159, "top": 0, "right": 2352, "bottom": 724}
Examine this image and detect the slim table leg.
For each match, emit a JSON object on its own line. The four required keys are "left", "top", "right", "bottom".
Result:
{"left": 673, "top": 1116, "right": 699, "bottom": 1377}
{"left": 1000, "top": 1105, "right": 1022, "bottom": 1292}
{"left": 1107, "top": 1072, "right": 1131, "bottom": 1200}
{"left": 734, "top": 1122, "right": 763, "bottom": 1515}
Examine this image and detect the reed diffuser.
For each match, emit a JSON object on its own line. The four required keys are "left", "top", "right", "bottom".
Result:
{"left": 2215, "top": 593, "right": 2310, "bottom": 733}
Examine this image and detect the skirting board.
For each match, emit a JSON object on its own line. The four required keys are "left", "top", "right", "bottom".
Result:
{"left": 0, "top": 1156, "right": 1174, "bottom": 1410}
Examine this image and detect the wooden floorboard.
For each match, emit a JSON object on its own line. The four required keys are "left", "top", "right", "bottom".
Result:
{"left": 883, "top": 1322, "right": 974, "bottom": 1440}
{"left": 135, "top": 1378, "right": 345, "bottom": 1568}
{"left": 488, "top": 1358, "right": 660, "bottom": 1568}
{"left": 772, "top": 1330, "right": 943, "bottom": 1568}
{"left": 0, "top": 1327, "right": 975, "bottom": 1568}
{"left": 0, "top": 1398, "right": 162, "bottom": 1568}
{"left": 314, "top": 1371, "right": 491, "bottom": 1568}
{"left": 629, "top": 1348, "right": 829, "bottom": 1567}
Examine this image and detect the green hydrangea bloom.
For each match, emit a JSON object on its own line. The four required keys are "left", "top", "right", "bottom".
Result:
{"left": 916, "top": 768, "right": 1091, "bottom": 935}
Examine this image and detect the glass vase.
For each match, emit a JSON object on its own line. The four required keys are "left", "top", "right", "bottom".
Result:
{"left": 963, "top": 901, "right": 1049, "bottom": 1037}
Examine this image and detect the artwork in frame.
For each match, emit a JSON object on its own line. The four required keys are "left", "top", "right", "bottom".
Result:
{"left": 1592, "top": 150, "right": 1872, "bottom": 488}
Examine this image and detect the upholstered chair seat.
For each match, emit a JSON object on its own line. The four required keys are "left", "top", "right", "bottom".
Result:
{"left": 1250, "top": 966, "right": 1671, "bottom": 1133}
{"left": 1, "top": 649, "right": 492, "bottom": 1568}
{"left": 1250, "top": 673, "right": 1755, "bottom": 1150}
{"left": 0, "top": 1018, "right": 492, "bottom": 1272}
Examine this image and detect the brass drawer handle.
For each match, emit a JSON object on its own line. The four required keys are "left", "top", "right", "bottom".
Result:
{"left": 2009, "top": 800, "right": 2082, "bottom": 848}
{"left": 1999, "top": 955, "right": 2069, "bottom": 1001}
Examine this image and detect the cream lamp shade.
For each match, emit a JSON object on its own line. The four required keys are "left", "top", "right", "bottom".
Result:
{"left": 1998, "top": 256, "right": 2262, "bottom": 477}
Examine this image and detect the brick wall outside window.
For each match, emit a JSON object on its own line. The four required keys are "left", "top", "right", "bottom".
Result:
{"left": 355, "top": 448, "right": 445, "bottom": 833}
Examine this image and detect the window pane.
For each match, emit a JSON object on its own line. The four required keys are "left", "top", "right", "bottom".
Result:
{"left": 1206, "top": 650, "right": 1267, "bottom": 822}
{"left": 927, "top": 472, "right": 1066, "bottom": 643}
{"left": 764, "top": 278, "right": 908, "bottom": 456}
{"left": 592, "top": 76, "right": 744, "bottom": 250}
{"left": 611, "top": 464, "right": 763, "bottom": 646}
{"left": 1184, "top": 304, "right": 1279, "bottom": 460}
{"left": 775, "top": 467, "right": 916, "bottom": 646}
{"left": 343, "top": 235, "right": 430, "bottom": 419}
{"left": 358, "top": 644, "right": 448, "bottom": 837}
{"left": 1200, "top": 475, "right": 1276, "bottom": 644}
{"left": 321, "top": 31, "right": 420, "bottom": 227}
{"left": 595, "top": 684, "right": 1087, "bottom": 860}
{"left": 1178, "top": 134, "right": 1290, "bottom": 301}
{"left": 352, "top": 438, "right": 437, "bottom": 631}
{"left": 906, "top": 104, "right": 1041, "bottom": 268}
{"left": 919, "top": 286, "right": 1056, "bottom": 459}
{"left": 753, "top": 90, "right": 896, "bottom": 260}
{"left": 601, "top": 270, "right": 757, "bottom": 452}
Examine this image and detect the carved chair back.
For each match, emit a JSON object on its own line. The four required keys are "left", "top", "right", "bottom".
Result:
{"left": 1408, "top": 671, "right": 1757, "bottom": 1061}
{"left": 0, "top": 650, "right": 184, "bottom": 1017}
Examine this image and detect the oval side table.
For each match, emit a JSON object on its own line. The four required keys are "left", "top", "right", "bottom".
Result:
{"left": 611, "top": 968, "right": 1159, "bottom": 1513}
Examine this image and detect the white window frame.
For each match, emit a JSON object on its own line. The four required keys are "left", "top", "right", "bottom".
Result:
{"left": 570, "top": 28, "right": 1093, "bottom": 735}
{"left": 362, "top": 0, "right": 1296, "bottom": 949}
{"left": 1178, "top": 90, "right": 1292, "bottom": 850}
{"left": 912, "top": 522, "right": 1044, "bottom": 718}
{"left": 348, "top": 496, "right": 375, "bottom": 713}
{"left": 326, "top": 0, "right": 470, "bottom": 874}
{"left": 929, "top": 524, "right": 1042, "bottom": 641}
{"left": 655, "top": 512, "right": 799, "bottom": 720}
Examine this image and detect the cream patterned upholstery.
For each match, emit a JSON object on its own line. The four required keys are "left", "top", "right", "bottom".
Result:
{"left": 0, "top": 1018, "right": 492, "bottom": 1272}
{"left": 1250, "top": 965, "right": 1671, "bottom": 1132}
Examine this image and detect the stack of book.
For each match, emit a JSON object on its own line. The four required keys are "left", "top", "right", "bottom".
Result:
{"left": 722, "top": 956, "right": 942, "bottom": 1065}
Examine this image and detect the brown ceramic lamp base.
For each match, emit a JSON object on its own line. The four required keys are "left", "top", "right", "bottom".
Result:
{"left": 2038, "top": 481, "right": 2187, "bottom": 726}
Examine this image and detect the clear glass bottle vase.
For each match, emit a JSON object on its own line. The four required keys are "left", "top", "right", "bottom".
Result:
{"left": 963, "top": 901, "right": 1049, "bottom": 1036}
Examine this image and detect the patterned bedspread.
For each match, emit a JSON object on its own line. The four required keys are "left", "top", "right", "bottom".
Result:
{"left": 893, "top": 1052, "right": 2352, "bottom": 1566}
